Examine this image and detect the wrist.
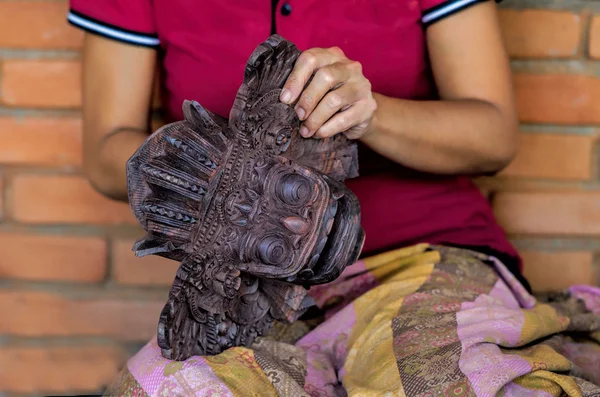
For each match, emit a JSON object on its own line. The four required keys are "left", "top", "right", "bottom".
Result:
{"left": 359, "top": 92, "right": 386, "bottom": 144}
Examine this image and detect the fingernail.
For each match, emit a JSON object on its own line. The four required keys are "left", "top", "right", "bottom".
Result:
{"left": 300, "top": 126, "right": 310, "bottom": 137}
{"left": 296, "top": 107, "right": 305, "bottom": 120}
{"left": 280, "top": 89, "right": 291, "bottom": 103}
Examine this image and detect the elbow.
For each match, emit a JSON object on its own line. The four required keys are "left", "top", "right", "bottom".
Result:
{"left": 478, "top": 109, "right": 519, "bottom": 175}
{"left": 81, "top": 127, "right": 148, "bottom": 202}
{"left": 86, "top": 170, "right": 128, "bottom": 202}
{"left": 486, "top": 134, "right": 517, "bottom": 174}
{"left": 83, "top": 159, "right": 128, "bottom": 202}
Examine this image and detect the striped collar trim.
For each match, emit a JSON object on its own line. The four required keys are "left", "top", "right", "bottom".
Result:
{"left": 67, "top": 10, "right": 160, "bottom": 48}
{"left": 422, "top": 0, "right": 488, "bottom": 26}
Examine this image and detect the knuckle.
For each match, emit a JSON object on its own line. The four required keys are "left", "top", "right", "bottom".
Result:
{"left": 319, "top": 68, "right": 335, "bottom": 85}
{"left": 333, "top": 61, "right": 348, "bottom": 75}
{"left": 300, "top": 52, "right": 318, "bottom": 66}
{"left": 329, "top": 46, "right": 345, "bottom": 57}
{"left": 305, "top": 120, "right": 319, "bottom": 132}
{"left": 326, "top": 93, "right": 343, "bottom": 108}
{"left": 349, "top": 60, "right": 363, "bottom": 73}
{"left": 337, "top": 116, "right": 350, "bottom": 131}
{"left": 355, "top": 81, "right": 373, "bottom": 100}
{"left": 301, "top": 94, "right": 314, "bottom": 106}
{"left": 286, "top": 75, "right": 302, "bottom": 88}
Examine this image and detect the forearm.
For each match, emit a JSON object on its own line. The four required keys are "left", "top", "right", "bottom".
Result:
{"left": 84, "top": 127, "right": 149, "bottom": 202}
{"left": 81, "top": 33, "right": 157, "bottom": 202}
{"left": 361, "top": 93, "right": 518, "bottom": 175}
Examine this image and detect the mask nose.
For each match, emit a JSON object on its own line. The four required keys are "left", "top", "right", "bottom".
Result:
{"left": 282, "top": 216, "right": 309, "bottom": 235}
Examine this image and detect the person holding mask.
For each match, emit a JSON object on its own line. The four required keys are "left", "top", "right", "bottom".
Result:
{"left": 68, "top": 0, "right": 600, "bottom": 395}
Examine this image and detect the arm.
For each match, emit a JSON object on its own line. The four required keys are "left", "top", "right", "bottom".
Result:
{"left": 280, "top": 1, "right": 517, "bottom": 176}
{"left": 81, "top": 33, "right": 157, "bottom": 201}
{"left": 361, "top": 2, "right": 518, "bottom": 175}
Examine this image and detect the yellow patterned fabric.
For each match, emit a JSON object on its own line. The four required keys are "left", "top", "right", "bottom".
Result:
{"left": 105, "top": 244, "right": 600, "bottom": 397}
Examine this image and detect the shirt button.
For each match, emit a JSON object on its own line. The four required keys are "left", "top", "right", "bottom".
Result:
{"left": 280, "top": 3, "right": 292, "bottom": 16}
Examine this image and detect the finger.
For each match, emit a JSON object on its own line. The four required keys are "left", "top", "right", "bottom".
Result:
{"left": 280, "top": 47, "right": 345, "bottom": 105}
{"left": 300, "top": 83, "right": 360, "bottom": 138}
{"left": 314, "top": 102, "right": 370, "bottom": 139}
{"left": 295, "top": 62, "right": 351, "bottom": 121}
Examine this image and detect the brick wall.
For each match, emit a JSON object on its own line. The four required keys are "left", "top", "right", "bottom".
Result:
{"left": 0, "top": 0, "right": 598, "bottom": 395}
{"left": 483, "top": 0, "right": 600, "bottom": 292}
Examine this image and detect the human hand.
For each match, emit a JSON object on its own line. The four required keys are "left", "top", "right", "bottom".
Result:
{"left": 279, "top": 46, "right": 377, "bottom": 140}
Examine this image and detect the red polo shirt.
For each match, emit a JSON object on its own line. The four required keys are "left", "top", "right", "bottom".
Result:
{"left": 68, "top": 0, "right": 521, "bottom": 269}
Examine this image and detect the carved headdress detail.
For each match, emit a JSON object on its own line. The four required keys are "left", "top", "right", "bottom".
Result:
{"left": 126, "top": 35, "right": 364, "bottom": 361}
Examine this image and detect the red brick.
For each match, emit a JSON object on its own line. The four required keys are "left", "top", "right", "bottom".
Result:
{"left": 521, "top": 251, "right": 596, "bottom": 292}
{"left": 588, "top": 16, "right": 600, "bottom": 59}
{"left": 514, "top": 74, "right": 600, "bottom": 125}
{"left": 12, "top": 175, "right": 136, "bottom": 225}
{"left": 0, "top": 117, "right": 82, "bottom": 166}
{"left": 113, "top": 239, "right": 179, "bottom": 286}
{"left": 0, "top": 2, "right": 83, "bottom": 49}
{"left": 500, "top": 133, "right": 595, "bottom": 180}
{"left": 0, "top": 346, "right": 124, "bottom": 393}
{"left": 0, "top": 233, "right": 106, "bottom": 282}
{"left": 1, "top": 60, "right": 81, "bottom": 108}
{"left": 493, "top": 192, "right": 600, "bottom": 235}
{"left": 499, "top": 10, "right": 581, "bottom": 58}
{"left": 0, "top": 291, "right": 163, "bottom": 340}
{"left": 0, "top": 176, "right": 3, "bottom": 221}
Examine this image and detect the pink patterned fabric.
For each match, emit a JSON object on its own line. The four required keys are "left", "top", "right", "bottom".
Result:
{"left": 127, "top": 339, "right": 233, "bottom": 397}
{"left": 570, "top": 285, "right": 600, "bottom": 314}
{"left": 103, "top": 245, "right": 600, "bottom": 397}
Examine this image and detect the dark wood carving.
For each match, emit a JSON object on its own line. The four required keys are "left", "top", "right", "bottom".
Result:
{"left": 126, "top": 35, "right": 364, "bottom": 361}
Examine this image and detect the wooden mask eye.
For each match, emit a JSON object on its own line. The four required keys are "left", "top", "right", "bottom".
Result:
{"left": 276, "top": 173, "right": 311, "bottom": 206}
{"left": 257, "top": 235, "right": 290, "bottom": 266}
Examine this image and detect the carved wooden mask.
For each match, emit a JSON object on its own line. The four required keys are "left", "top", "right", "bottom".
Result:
{"left": 126, "top": 35, "right": 364, "bottom": 361}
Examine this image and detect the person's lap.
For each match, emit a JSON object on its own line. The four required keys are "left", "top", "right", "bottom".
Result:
{"left": 104, "top": 244, "right": 600, "bottom": 397}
